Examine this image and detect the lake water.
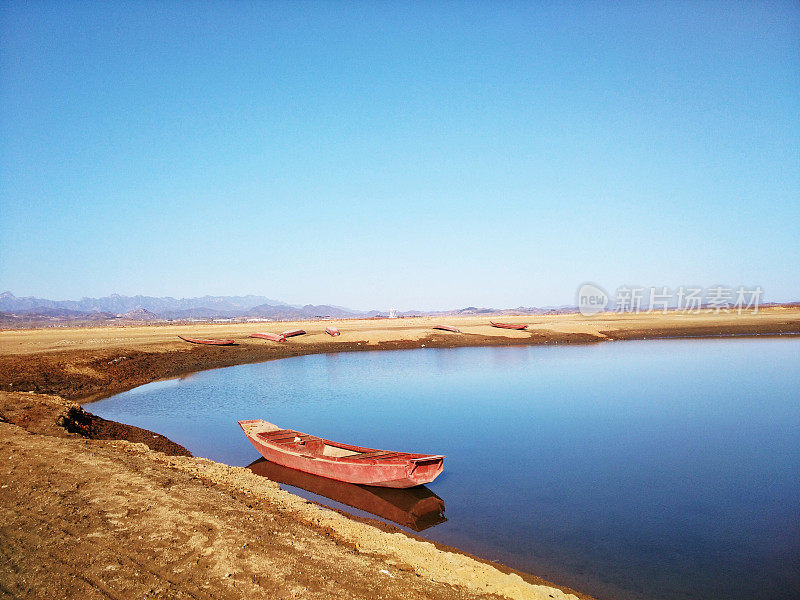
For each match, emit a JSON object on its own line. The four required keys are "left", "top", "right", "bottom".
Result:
{"left": 87, "top": 338, "right": 800, "bottom": 600}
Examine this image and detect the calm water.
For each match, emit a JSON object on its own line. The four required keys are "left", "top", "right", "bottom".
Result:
{"left": 88, "top": 338, "right": 800, "bottom": 600}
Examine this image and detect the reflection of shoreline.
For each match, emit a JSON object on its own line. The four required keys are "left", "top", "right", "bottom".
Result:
{"left": 247, "top": 458, "right": 447, "bottom": 531}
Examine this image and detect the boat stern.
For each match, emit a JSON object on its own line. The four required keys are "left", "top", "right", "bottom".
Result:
{"left": 408, "top": 455, "right": 445, "bottom": 486}
{"left": 375, "top": 455, "right": 445, "bottom": 488}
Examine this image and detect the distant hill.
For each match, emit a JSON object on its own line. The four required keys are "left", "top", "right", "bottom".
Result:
{"left": 0, "top": 306, "right": 119, "bottom": 324}
{"left": 119, "top": 308, "right": 161, "bottom": 321}
{"left": 392, "top": 305, "right": 578, "bottom": 318}
{"left": 246, "top": 303, "right": 360, "bottom": 320}
{"left": 21, "top": 307, "right": 87, "bottom": 318}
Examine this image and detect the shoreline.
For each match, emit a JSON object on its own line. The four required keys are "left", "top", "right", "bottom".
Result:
{"left": 2, "top": 309, "right": 799, "bottom": 599}
{"left": 82, "top": 329, "right": 800, "bottom": 408}
{"left": 3, "top": 309, "right": 798, "bottom": 405}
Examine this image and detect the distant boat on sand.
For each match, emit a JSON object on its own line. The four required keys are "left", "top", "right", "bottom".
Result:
{"left": 490, "top": 321, "right": 528, "bottom": 330}
{"left": 249, "top": 332, "right": 286, "bottom": 342}
{"left": 325, "top": 326, "right": 340, "bottom": 336}
{"left": 432, "top": 325, "right": 461, "bottom": 333}
{"left": 178, "top": 335, "right": 236, "bottom": 345}
{"left": 281, "top": 329, "right": 306, "bottom": 338}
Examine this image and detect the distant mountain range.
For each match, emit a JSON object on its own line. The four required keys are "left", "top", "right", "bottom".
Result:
{"left": 0, "top": 291, "right": 577, "bottom": 325}
{"left": 0, "top": 292, "right": 287, "bottom": 315}
{"left": 0, "top": 292, "right": 368, "bottom": 323}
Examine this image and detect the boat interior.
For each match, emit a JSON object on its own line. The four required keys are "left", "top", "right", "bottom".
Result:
{"left": 254, "top": 428, "right": 416, "bottom": 460}
{"left": 240, "top": 419, "right": 440, "bottom": 462}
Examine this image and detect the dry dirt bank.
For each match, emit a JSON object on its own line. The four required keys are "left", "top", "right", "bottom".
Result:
{"left": 0, "top": 412, "right": 587, "bottom": 600}
{"left": 1, "top": 309, "right": 799, "bottom": 599}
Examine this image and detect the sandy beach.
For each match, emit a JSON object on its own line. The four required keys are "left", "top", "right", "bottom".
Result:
{"left": 2, "top": 308, "right": 799, "bottom": 599}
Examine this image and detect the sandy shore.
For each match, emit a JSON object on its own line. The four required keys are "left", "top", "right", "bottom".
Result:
{"left": 2, "top": 308, "right": 799, "bottom": 599}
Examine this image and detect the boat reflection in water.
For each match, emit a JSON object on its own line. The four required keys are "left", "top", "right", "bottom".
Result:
{"left": 247, "top": 458, "right": 447, "bottom": 531}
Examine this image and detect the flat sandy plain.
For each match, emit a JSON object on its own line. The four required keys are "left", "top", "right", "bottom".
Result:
{"left": 1, "top": 308, "right": 799, "bottom": 600}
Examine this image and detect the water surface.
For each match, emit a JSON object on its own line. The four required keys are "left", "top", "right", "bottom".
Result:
{"left": 88, "top": 338, "right": 800, "bottom": 600}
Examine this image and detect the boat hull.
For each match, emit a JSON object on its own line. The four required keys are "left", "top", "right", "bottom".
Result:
{"left": 433, "top": 325, "right": 461, "bottom": 333}
{"left": 489, "top": 321, "right": 527, "bottom": 330}
{"left": 281, "top": 329, "right": 306, "bottom": 338}
{"left": 325, "top": 327, "right": 341, "bottom": 336}
{"left": 178, "top": 335, "right": 236, "bottom": 345}
{"left": 249, "top": 333, "right": 286, "bottom": 342}
{"left": 238, "top": 420, "right": 444, "bottom": 488}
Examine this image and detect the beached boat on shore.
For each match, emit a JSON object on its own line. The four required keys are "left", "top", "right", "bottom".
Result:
{"left": 432, "top": 325, "right": 461, "bottom": 333}
{"left": 238, "top": 419, "right": 444, "bottom": 488}
{"left": 249, "top": 332, "right": 286, "bottom": 342}
{"left": 490, "top": 321, "right": 528, "bottom": 330}
{"left": 177, "top": 335, "right": 236, "bottom": 345}
{"left": 281, "top": 329, "right": 306, "bottom": 338}
{"left": 325, "top": 326, "right": 340, "bottom": 336}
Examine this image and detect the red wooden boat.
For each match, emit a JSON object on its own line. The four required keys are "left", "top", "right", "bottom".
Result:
{"left": 281, "top": 328, "right": 306, "bottom": 338}
{"left": 490, "top": 321, "right": 528, "bottom": 330}
{"left": 249, "top": 332, "right": 286, "bottom": 342}
{"left": 247, "top": 458, "right": 446, "bottom": 531}
{"left": 325, "top": 326, "right": 341, "bottom": 337}
{"left": 178, "top": 335, "right": 236, "bottom": 345}
{"left": 432, "top": 325, "right": 461, "bottom": 333}
{"left": 238, "top": 419, "right": 444, "bottom": 488}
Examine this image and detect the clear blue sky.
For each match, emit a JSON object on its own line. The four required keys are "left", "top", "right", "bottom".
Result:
{"left": 1, "top": 1, "right": 798, "bottom": 310}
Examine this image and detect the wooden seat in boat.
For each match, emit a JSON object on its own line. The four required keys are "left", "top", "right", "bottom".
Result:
{"left": 352, "top": 451, "right": 404, "bottom": 460}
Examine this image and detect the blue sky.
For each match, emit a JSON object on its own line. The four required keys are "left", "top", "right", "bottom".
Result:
{"left": 1, "top": 1, "right": 798, "bottom": 310}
